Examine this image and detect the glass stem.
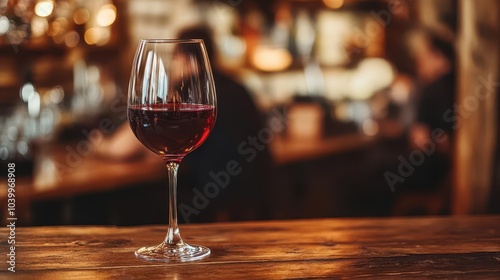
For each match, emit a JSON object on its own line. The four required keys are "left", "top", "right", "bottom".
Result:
{"left": 164, "top": 161, "right": 183, "bottom": 245}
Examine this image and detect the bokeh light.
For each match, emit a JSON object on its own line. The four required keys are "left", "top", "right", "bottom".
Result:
{"left": 31, "top": 16, "right": 49, "bottom": 37}
{"left": 65, "top": 31, "right": 80, "bottom": 47}
{"left": 362, "top": 119, "right": 379, "bottom": 136}
{"left": 323, "top": 0, "right": 344, "bottom": 9}
{"left": 20, "top": 83, "right": 35, "bottom": 102}
{"left": 252, "top": 46, "right": 292, "bottom": 72}
{"left": 84, "top": 27, "right": 101, "bottom": 45}
{"left": 0, "top": 16, "right": 9, "bottom": 35}
{"left": 35, "top": 0, "right": 54, "bottom": 17}
{"left": 74, "top": 8, "right": 90, "bottom": 25}
{"left": 96, "top": 4, "right": 116, "bottom": 27}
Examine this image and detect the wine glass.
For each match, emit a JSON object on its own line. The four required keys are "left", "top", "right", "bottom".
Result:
{"left": 127, "top": 39, "right": 216, "bottom": 261}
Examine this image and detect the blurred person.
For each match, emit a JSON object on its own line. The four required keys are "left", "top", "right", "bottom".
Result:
{"left": 176, "top": 26, "right": 273, "bottom": 222}
{"left": 411, "top": 30, "right": 455, "bottom": 129}
{"left": 410, "top": 28, "right": 455, "bottom": 169}
{"left": 98, "top": 26, "right": 273, "bottom": 223}
{"left": 392, "top": 28, "right": 456, "bottom": 215}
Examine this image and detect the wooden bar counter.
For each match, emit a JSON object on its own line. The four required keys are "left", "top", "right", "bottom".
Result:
{"left": 1, "top": 215, "right": 500, "bottom": 279}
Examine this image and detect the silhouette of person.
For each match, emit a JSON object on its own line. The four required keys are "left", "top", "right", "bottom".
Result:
{"left": 177, "top": 26, "right": 273, "bottom": 223}
{"left": 408, "top": 29, "right": 455, "bottom": 191}
{"left": 385, "top": 28, "right": 456, "bottom": 211}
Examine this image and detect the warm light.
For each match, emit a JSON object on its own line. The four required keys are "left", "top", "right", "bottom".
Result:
{"left": 35, "top": 0, "right": 54, "bottom": 18}
{"left": 52, "top": 33, "right": 65, "bottom": 44}
{"left": 73, "top": 8, "right": 90, "bottom": 25}
{"left": 47, "top": 17, "right": 68, "bottom": 37}
{"left": 65, "top": 31, "right": 80, "bottom": 47}
{"left": 47, "top": 21, "right": 60, "bottom": 37}
{"left": 55, "top": 17, "right": 69, "bottom": 28}
{"left": 31, "top": 16, "right": 48, "bottom": 37}
{"left": 95, "top": 28, "right": 110, "bottom": 46}
{"left": 390, "top": 75, "right": 412, "bottom": 104}
{"left": 287, "top": 104, "right": 324, "bottom": 140}
{"left": 350, "top": 58, "right": 394, "bottom": 99}
{"left": 84, "top": 26, "right": 111, "bottom": 46}
{"left": 362, "top": 119, "right": 379, "bottom": 136}
{"left": 0, "top": 16, "right": 9, "bottom": 35}
{"left": 49, "top": 86, "right": 64, "bottom": 104}
{"left": 96, "top": 4, "right": 116, "bottom": 27}
{"left": 323, "top": 0, "right": 344, "bottom": 9}
{"left": 84, "top": 27, "right": 101, "bottom": 45}
{"left": 252, "top": 46, "right": 293, "bottom": 72}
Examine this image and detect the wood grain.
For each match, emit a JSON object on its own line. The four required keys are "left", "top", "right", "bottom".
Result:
{"left": 454, "top": 0, "right": 499, "bottom": 214}
{"left": 1, "top": 215, "right": 499, "bottom": 279}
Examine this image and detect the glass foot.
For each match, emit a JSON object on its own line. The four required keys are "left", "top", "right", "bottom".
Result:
{"left": 135, "top": 242, "right": 210, "bottom": 262}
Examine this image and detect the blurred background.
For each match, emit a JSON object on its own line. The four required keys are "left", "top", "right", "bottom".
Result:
{"left": 0, "top": 0, "right": 499, "bottom": 225}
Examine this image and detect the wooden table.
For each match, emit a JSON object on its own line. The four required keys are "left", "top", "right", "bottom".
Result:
{"left": 1, "top": 215, "right": 499, "bottom": 279}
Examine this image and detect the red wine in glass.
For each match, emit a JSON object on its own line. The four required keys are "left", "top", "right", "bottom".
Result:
{"left": 129, "top": 103, "right": 216, "bottom": 157}
{"left": 128, "top": 38, "right": 216, "bottom": 262}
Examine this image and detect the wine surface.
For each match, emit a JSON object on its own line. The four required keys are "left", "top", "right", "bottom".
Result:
{"left": 129, "top": 103, "right": 216, "bottom": 156}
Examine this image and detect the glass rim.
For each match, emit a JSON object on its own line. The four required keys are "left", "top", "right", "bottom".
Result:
{"left": 139, "top": 38, "right": 203, "bottom": 44}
